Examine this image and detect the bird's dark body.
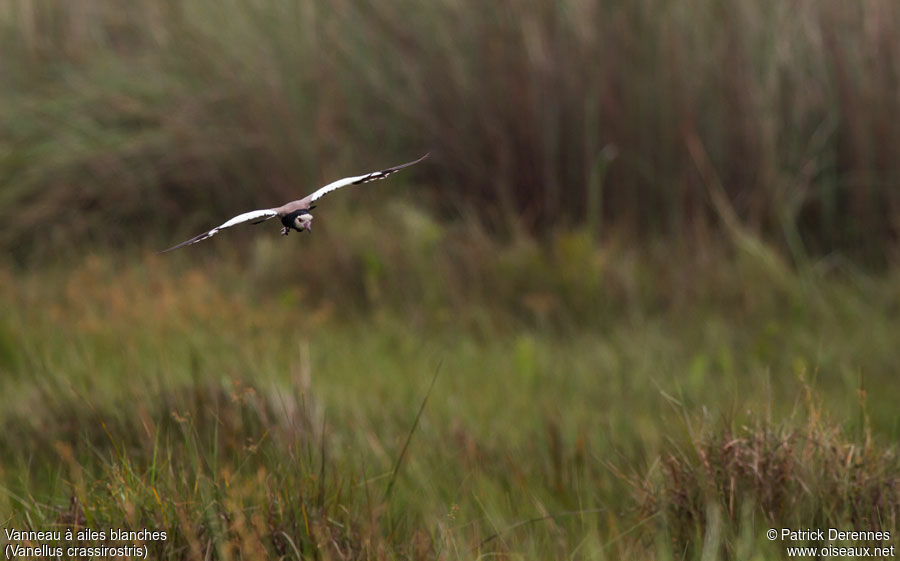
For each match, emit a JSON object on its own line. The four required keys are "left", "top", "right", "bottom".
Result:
{"left": 280, "top": 209, "right": 310, "bottom": 231}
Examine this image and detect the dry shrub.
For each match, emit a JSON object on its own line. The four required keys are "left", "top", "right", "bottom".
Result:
{"left": 647, "top": 390, "right": 900, "bottom": 554}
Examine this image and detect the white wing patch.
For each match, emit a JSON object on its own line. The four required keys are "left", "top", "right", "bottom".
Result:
{"left": 219, "top": 209, "right": 279, "bottom": 228}
{"left": 305, "top": 154, "right": 428, "bottom": 204}
{"left": 160, "top": 208, "right": 278, "bottom": 253}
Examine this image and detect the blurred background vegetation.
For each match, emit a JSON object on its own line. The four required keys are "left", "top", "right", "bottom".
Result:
{"left": 1, "top": 0, "right": 899, "bottom": 558}
{"left": 1, "top": 0, "right": 898, "bottom": 262}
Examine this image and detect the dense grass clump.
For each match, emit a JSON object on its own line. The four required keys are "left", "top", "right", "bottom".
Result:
{"left": 649, "top": 396, "right": 900, "bottom": 557}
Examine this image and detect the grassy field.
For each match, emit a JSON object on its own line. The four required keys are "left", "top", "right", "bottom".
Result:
{"left": 2, "top": 0, "right": 900, "bottom": 558}
{"left": 1, "top": 225, "right": 899, "bottom": 558}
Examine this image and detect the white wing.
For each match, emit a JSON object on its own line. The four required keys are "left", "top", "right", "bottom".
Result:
{"left": 302, "top": 154, "right": 429, "bottom": 205}
{"left": 160, "top": 208, "right": 278, "bottom": 253}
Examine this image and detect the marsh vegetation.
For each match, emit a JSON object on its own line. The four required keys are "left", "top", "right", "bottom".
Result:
{"left": 1, "top": 0, "right": 899, "bottom": 558}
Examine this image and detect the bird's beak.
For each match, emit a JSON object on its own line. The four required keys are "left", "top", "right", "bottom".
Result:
{"left": 306, "top": 223, "right": 312, "bottom": 232}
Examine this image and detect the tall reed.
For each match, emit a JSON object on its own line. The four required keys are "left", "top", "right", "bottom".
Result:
{"left": 1, "top": 0, "right": 897, "bottom": 261}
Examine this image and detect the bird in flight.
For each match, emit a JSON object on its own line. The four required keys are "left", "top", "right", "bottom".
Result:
{"left": 161, "top": 154, "right": 428, "bottom": 253}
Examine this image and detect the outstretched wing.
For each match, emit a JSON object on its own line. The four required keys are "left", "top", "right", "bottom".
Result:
{"left": 160, "top": 208, "right": 278, "bottom": 253}
{"left": 293, "top": 153, "right": 429, "bottom": 208}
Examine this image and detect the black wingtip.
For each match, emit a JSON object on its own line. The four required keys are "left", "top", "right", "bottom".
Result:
{"left": 397, "top": 152, "right": 430, "bottom": 169}
{"left": 158, "top": 243, "right": 186, "bottom": 254}
{"left": 159, "top": 231, "right": 211, "bottom": 254}
{"left": 158, "top": 243, "right": 181, "bottom": 254}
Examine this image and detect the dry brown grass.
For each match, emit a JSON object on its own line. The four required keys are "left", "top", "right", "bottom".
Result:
{"left": 645, "top": 381, "right": 900, "bottom": 556}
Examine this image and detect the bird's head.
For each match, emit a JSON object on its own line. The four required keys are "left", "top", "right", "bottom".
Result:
{"left": 293, "top": 210, "right": 313, "bottom": 232}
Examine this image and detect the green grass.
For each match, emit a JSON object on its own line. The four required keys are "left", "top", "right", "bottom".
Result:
{"left": 1, "top": 233, "right": 898, "bottom": 558}
{"left": 2, "top": 0, "right": 899, "bottom": 557}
